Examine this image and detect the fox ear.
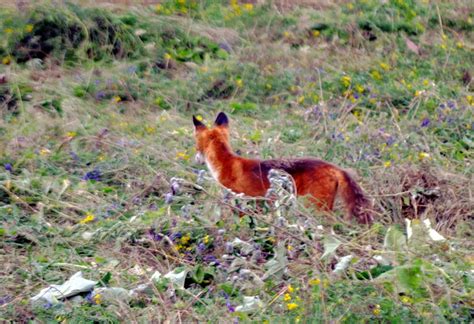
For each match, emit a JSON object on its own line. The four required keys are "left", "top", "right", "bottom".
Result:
{"left": 214, "top": 112, "right": 229, "bottom": 127}
{"left": 193, "top": 115, "right": 206, "bottom": 130}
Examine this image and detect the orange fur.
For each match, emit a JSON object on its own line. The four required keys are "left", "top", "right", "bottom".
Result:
{"left": 193, "top": 113, "right": 373, "bottom": 224}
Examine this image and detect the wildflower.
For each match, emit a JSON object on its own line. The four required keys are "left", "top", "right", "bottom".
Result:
{"left": 355, "top": 84, "right": 364, "bottom": 93}
{"left": 297, "top": 96, "right": 305, "bottom": 104}
{"left": 341, "top": 75, "right": 351, "bottom": 88}
{"left": 373, "top": 304, "right": 381, "bottom": 316}
{"left": 414, "top": 90, "right": 423, "bottom": 97}
{"left": 66, "top": 131, "right": 77, "bottom": 138}
{"left": 155, "top": 4, "right": 162, "bottom": 12}
{"left": 287, "top": 245, "right": 294, "bottom": 251}
{"left": 287, "top": 303, "right": 298, "bottom": 311}
{"left": 370, "top": 70, "right": 382, "bottom": 81}
{"left": 180, "top": 233, "right": 191, "bottom": 245}
{"left": 379, "top": 62, "right": 390, "bottom": 71}
{"left": 287, "top": 285, "right": 294, "bottom": 293}
{"left": 80, "top": 213, "right": 95, "bottom": 224}
{"left": 383, "top": 161, "right": 392, "bottom": 168}
{"left": 312, "top": 30, "right": 320, "bottom": 37}
{"left": 39, "top": 148, "right": 51, "bottom": 156}
{"left": 243, "top": 3, "right": 253, "bottom": 11}
{"left": 83, "top": 169, "right": 102, "bottom": 181}
{"left": 456, "top": 41, "right": 464, "bottom": 49}
{"left": 25, "top": 24, "right": 34, "bottom": 33}
{"left": 164, "top": 53, "right": 172, "bottom": 60}
{"left": 283, "top": 31, "right": 291, "bottom": 38}
{"left": 418, "top": 152, "right": 430, "bottom": 160}
{"left": 113, "top": 96, "right": 121, "bottom": 103}
{"left": 4, "top": 163, "right": 13, "bottom": 173}
{"left": 283, "top": 293, "right": 291, "bottom": 301}
{"left": 176, "top": 151, "right": 190, "bottom": 161}
{"left": 467, "top": 95, "right": 473, "bottom": 105}
{"left": 235, "top": 78, "right": 243, "bottom": 87}
{"left": 400, "top": 295, "right": 412, "bottom": 304}
{"left": 4, "top": 28, "right": 13, "bottom": 34}
{"left": 93, "top": 293, "right": 102, "bottom": 304}
{"left": 2, "top": 56, "right": 11, "bottom": 65}
{"left": 422, "top": 79, "right": 429, "bottom": 86}
{"left": 203, "top": 235, "right": 209, "bottom": 244}
{"left": 420, "top": 117, "right": 430, "bottom": 127}
{"left": 309, "top": 278, "right": 321, "bottom": 286}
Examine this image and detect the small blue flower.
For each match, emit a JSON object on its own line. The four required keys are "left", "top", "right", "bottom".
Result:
{"left": 83, "top": 169, "right": 102, "bottom": 181}
{"left": 4, "top": 163, "right": 12, "bottom": 173}
{"left": 420, "top": 117, "right": 430, "bottom": 127}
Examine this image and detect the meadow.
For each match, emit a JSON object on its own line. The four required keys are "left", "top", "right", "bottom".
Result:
{"left": 0, "top": 0, "right": 472, "bottom": 322}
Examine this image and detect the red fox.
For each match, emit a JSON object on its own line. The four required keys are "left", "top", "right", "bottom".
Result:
{"left": 192, "top": 112, "right": 373, "bottom": 224}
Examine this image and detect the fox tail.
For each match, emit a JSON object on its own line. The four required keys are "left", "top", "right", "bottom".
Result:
{"left": 338, "top": 171, "right": 373, "bottom": 224}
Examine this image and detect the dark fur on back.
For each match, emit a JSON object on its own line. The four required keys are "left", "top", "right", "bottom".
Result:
{"left": 254, "top": 158, "right": 329, "bottom": 178}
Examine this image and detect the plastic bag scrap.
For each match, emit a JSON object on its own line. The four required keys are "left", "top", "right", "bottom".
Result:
{"left": 31, "top": 271, "right": 97, "bottom": 305}
{"left": 235, "top": 296, "right": 264, "bottom": 312}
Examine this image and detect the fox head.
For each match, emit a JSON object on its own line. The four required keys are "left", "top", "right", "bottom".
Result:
{"left": 192, "top": 112, "right": 230, "bottom": 164}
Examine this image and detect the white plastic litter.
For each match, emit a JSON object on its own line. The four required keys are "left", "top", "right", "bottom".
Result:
{"left": 31, "top": 271, "right": 97, "bottom": 304}
{"left": 235, "top": 296, "right": 263, "bottom": 312}
{"left": 333, "top": 254, "right": 354, "bottom": 274}
{"left": 423, "top": 219, "right": 446, "bottom": 241}
{"left": 163, "top": 269, "right": 188, "bottom": 289}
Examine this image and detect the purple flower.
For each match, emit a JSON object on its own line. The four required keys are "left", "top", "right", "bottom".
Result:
{"left": 83, "top": 169, "right": 102, "bottom": 181}
{"left": 4, "top": 163, "right": 12, "bottom": 173}
{"left": 164, "top": 192, "right": 173, "bottom": 204}
{"left": 197, "top": 243, "right": 206, "bottom": 253}
{"left": 95, "top": 91, "right": 106, "bottom": 100}
{"left": 147, "top": 228, "right": 163, "bottom": 241}
{"left": 386, "top": 136, "right": 396, "bottom": 146}
{"left": 420, "top": 117, "right": 430, "bottom": 127}
{"left": 0, "top": 295, "right": 12, "bottom": 306}
{"left": 447, "top": 100, "right": 455, "bottom": 109}
{"left": 222, "top": 291, "right": 235, "bottom": 312}
{"left": 169, "top": 232, "right": 182, "bottom": 241}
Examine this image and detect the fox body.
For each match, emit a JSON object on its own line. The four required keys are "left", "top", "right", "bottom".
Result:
{"left": 193, "top": 112, "right": 373, "bottom": 224}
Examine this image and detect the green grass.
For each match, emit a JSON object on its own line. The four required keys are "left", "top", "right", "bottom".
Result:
{"left": 0, "top": 0, "right": 473, "bottom": 322}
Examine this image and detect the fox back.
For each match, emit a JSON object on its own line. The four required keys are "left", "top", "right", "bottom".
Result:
{"left": 193, "top": 112, "right": 373, "bottom": 224}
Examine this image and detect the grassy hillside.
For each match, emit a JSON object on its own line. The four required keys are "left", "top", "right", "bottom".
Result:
{"left": 0, "top": 0, "right": 472, "bottom": 322}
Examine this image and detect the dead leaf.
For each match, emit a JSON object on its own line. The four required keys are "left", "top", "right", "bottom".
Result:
{"left": 405, "top": 37, "right": 420, "bottom": 55}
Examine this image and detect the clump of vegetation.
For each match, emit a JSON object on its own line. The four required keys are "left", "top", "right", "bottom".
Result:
{"left": 0, "top": 0, "right": 472, "bottom": 322}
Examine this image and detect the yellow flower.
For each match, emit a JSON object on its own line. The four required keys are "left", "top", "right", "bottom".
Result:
{"left": 145, "top": 126, "right": 156, "bottom": 134}
{"left": 66, "top": 131, "right": 77, "bottom": 138}
{"left": 39, "top": 148, "right": 51, "bottom": 156}
{"left": 180, "top": 233, "right": 191, "bottom": 245}
{"left": 456, "top": 41, "right": 464, "bottom": 49}
{"left": 155, "top": 4, "right": 162, "bottom": 12}
{"left": 164, "top": 53, "right": 172, "bottom": 60}
{"left": 235, "top": 78, "right": 243, "bottom": 87}
{"left": 312, "top": 30, "right": 320, "bottom": 37}
{"left": 309, "top": 278, "right": 321, "bottom": 286}
{"left": 383, "top": 161, "right": 392, "bottom": 168}
{"left": 283, "top": 293, "right": 291, "bottom": 301}
{"left": 203, "top": 235, "right": 209, "bottom": 244}
{"left": 418, "top": 152, "right": 430, "bottom": 160}
{"left": 414, "top": 90, "right": 422, "bottom": 97}
{"left": 297, "top": 96, "right": 305, "bottom": 104}
{"left": 422, "top": 79, "right": 429, "bottom": 86}
{"left": 287, "top": 245, "right": 293, "bottom": 251}
{"left": 283, "top": 31, "right": 291, "bottom": 38}
{"left": 113, "top": 96, "right": 121, "bottom": 103}
{"left": 243, "top": 3, "right": 253, "bottom": 11}
{"left": 355, "top": 84, "right": 364, "bottom": 93}
{"left": 2, "top": 56, "right": 11, "bottom": 65}
{"left": 466, "top": 95, "right": 473, "bottom": 105}
{"left": 4, "top": 28, "right": 13, "bottom": 34}
{"left": 373, "top": 304, "right": 381, "bottom": 316}
{"left": 370, "top": 70, "right": 382, "bottom": 81}
{"left": 195, "top": 115, "right": 203, "bottom": 121}
{"left": 341, "top": 75, "right": 351, "bottom": 88}
{"left": 25, "top": 24, "right": 34, "bottom": 33}
{"left": 80, "top": 213, "right": 95, "bottom": 224}
{"left": 379, "top": 62, "right": 391, "bottom": 71}
{"left": 287, "top": 285, "right": 294, "bottom": 293}
{"left": 400, "top": 295, "right": 412, "bottom": 304}
{"left": 176, "top": 151, "right": 190, "bottom": 161}
{"left": 93, "top": 293, "right": 102, "bottom": 304}
{"left": 286, "top": 303, "right": 298, "bottom": 311}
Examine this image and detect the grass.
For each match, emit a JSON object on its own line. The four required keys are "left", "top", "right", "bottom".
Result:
{"left": 0, "top": 0, "right": 473, "bottom": 322}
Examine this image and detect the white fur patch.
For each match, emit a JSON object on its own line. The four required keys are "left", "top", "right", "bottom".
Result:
{"left": 205, "top": 158, "right": 220, "bottom": 181}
